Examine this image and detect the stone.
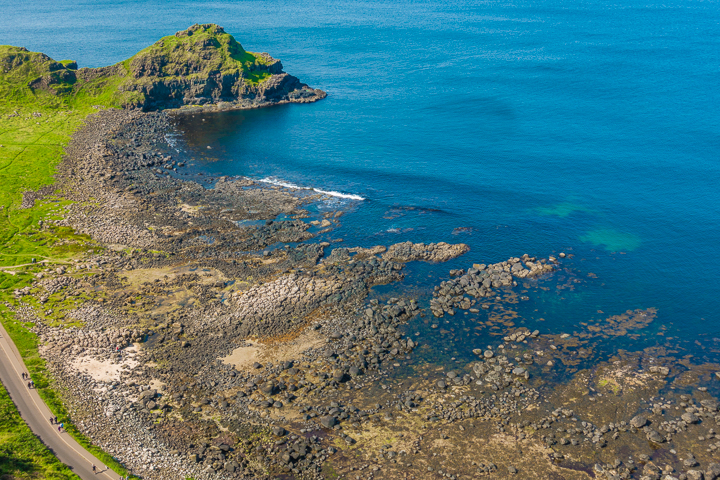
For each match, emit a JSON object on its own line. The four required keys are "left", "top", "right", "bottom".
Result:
{"left": 484, "top": 350, "right": 494, "bottom": 358}
{"left": 649, "top": 366, "right": 670, "bottom": 376}
{"left": 260, "top": 382, "right": 276, "bottom": 395}
{"left": 320, "top": 416, "right": 338, "bottom": 429}
{"left": 630, "top": 414, "right": 648, "bottom": 429}
{"left": 681, "top": 413, "right": 699, "bottom": 424}
{"left": 706, "top": 463, "right": 720, "bottom": 480}
{"left": 645, "top": 428, "right": 665, "bottom": 443}
{"left": 686, "top": 471, "right": 704, "bottom": 480}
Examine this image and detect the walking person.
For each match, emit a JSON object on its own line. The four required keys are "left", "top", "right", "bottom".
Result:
{"left": 54, "top": 416, "right": 57, "bottom": 423}
{"left": 30, "top": 380, "right": 34, "bottom": 388}
{"left": 49, "top": 416, "right": 54, "bottom": 424}
{"left": 27, "top": 381, "right": 31, "bottom": 389}
{"left": 57, "top": 425, "right": 62, "bottom": 433}
{"left": 92, "top": 463, "right": 96, "bottom": 473}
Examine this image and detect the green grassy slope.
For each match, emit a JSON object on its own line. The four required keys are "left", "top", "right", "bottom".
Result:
{"left": 0, "top": 381, "right": 80, "bottom": 480}
{"left": 0, "top": 23, "right": 274, "bottom": 269}
{"left": 125, "top": 23, "right": 274, "bottom": 86}
{"left": 0, "top": 46, "right": 141, "bottom": 479}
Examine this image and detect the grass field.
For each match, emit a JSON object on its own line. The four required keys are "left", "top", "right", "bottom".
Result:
{"left": 0, "top": 44, "right": 132, "bottom": 480}
{"left": 0, "top": 381, "right": 80, "bottom": 480}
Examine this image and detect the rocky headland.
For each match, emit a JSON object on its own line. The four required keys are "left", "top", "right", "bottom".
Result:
{"left": 2, "top": 25, "right": 720, "bottom": 480}
{"left": 2, "top": 23, "right": 325, "bottom": 113}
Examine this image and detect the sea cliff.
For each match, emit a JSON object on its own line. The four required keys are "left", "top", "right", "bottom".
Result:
{"left": 1, "top": 23, "right": 326, "bottom": 112}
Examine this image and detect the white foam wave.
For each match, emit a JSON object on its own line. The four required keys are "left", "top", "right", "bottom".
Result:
{"left": 258, "top": 178, "right": 305, "bottom": 190}
{"left": 258, "top": 177, "right": 365, "bottom": 201}
{"left": 312, "top": 188, "right": 365, "bottom": 201}
{"left": 163, "top": 133, "right": 182, "bottom": 153}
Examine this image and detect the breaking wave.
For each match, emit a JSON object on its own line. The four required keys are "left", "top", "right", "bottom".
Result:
{"left": 258, "top": 177, "right": 365, "bottom": 201}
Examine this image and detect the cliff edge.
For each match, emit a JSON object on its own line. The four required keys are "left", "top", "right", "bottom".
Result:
{"left": 0, "top": 23, "right": 326, "bottom": 112}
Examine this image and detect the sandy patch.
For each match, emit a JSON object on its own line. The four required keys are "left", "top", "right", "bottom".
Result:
{"left": 71, "top": 354, "right": 138, "bottom": 383}
{"left": 179, "top": 203, "right": 201, "bottom": 215}
{"left": 222, "top": 329, "right": 325, "bottom": 371}
{"left": 147, "top": 289, "right": 199, "bottom": 315}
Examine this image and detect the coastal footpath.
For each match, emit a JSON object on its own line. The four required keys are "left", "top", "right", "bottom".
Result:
{"left": 2, "top": 24, "right": 720, "bottom": 480}
{"left": 0, "top": 320, "right": 119, "bottom": 480}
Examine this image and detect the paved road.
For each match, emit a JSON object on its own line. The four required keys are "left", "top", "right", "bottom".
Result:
{"left": 0, "top": 320, "right": 122, "bottom": 480}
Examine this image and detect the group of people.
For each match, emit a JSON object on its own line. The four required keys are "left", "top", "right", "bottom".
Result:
{"left": 21, "top": 371, "right": 34, "bottom": 388}
{"left": 49, "top": 416, "right": 64, "bottom": 432}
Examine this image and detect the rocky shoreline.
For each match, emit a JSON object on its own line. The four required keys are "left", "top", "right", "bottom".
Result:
{"left": 8, "top": 102, "right": 720, "bottom": 480}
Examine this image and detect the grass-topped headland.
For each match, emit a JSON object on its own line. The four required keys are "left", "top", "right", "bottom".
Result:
{"left": 0, "top": 22, "right": 326, "bottom": 267}
{"left": 1, "top": 23, "right": 326, "bottom": 112}
{"left": 127, "top": 23, "right": 280, "bottom": 85}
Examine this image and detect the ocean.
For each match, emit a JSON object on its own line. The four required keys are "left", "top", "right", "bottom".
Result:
{"left": 3, "top": 0, "right": 719, "bottom": 373}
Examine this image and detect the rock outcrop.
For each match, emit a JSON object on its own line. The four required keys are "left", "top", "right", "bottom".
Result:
{"left": 0, "top": 23, "right": 326, "bottom": 112}
{"left": 116, "top": 23, "right": 326, "bottom": 111}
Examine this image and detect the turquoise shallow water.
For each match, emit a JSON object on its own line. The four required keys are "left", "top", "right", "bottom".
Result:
{"left": 3, "top": 0, "right": 720, "bottom": 363}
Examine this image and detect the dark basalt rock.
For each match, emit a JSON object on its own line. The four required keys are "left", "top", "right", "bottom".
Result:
{"left": 320, "top": 415, "right": 338, "bottom": 429}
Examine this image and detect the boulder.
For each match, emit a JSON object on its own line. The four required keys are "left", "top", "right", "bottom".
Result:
{"left": 681, "top": 412, "right": 699, "bottom": 424}
{"left": 630, "top": 414, "right": 648, "bottom": 429}
{"left": 644, "top": 427, "right": 665, "bottom": 443}
{"left": 320, "top": 416, "right": 338, "bottom": 429}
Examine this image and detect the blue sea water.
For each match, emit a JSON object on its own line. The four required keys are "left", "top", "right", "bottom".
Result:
{"left": 2, "top": 0, "right": 720, "bottom": 366}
